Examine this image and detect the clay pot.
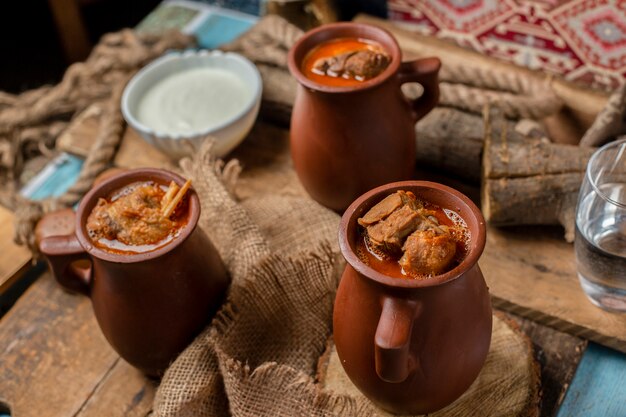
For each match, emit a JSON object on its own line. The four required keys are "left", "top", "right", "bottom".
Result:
{"left": 334, "top": 181, "right": 492, "bottom": 414}
{"left": 40, "top": 168, "right": 230, "bottom": 376}
{"left": 288, "top": 22, "right": 440, "bottom": 212}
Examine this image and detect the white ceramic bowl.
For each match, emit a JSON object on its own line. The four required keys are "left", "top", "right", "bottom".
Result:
{"left": 121, "top": 49, "right": 262, "bottom": 159}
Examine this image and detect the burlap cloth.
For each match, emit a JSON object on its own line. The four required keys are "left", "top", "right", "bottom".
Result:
{"left": 153, "top": 141, "right": 385, "bottom": 416}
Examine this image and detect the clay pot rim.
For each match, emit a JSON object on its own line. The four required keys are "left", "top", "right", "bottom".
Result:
{"left": 287, "top": 22, "right": 402, "bottom": 94}
{"left": 338, "top": 181, "right": 486, "bottom": 289}
{"left": 74, "top": 168, "right": 200, "bottom": 263}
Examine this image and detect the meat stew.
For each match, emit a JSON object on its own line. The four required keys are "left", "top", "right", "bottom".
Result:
{"left": 357, "top": 191, "right": 469, "bottom": 278}
{"left": 86, "top": 179, "right": 191, "bottom": 254}
{"left": 302, "top": 38, "right": 391, "bottom": 87}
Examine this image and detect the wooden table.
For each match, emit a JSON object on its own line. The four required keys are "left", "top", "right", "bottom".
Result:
{"left": 0, "top": 2, "right": 624, "bottom": 416}
{"left": 0, "top": 121, "right": 588, "bottom": 417}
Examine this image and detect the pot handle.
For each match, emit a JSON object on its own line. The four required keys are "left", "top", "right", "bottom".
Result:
{"left": 375, "top": 295, "right": 421, "bottom": 383}
{"left": 40, "top": 234, "right": 92, "bottom": 296}
{"left": 397, "top": 57, "right": 441, "bottom": 123}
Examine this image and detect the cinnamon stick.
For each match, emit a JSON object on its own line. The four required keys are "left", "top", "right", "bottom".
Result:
{"left": 162, "top": 179, "right": 191, "bottom": 218}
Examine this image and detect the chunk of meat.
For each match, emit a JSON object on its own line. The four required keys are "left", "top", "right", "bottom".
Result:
{"left": 399, "top": 229, "right": 457, "bottom": 276}
{"left": 86, "top": 183, "right": 180, "bottom": 246}
{"left": 398, "top": 190, "right": 424, "bottom": 211}
{"left": 313, "top": 49, "right": 391, "bottom": 80}
{"left": 313, "top": 51, "right": 354, "bottom": 77}
{"left": 367, "top": 205, "right": 422, "bottom": 254}
{"left": 358, "top": 191, "right": 424, "bottom": 227}
{"left": 358, "top": 193, "right": 403, "bottom": 226}
{"left": 344, "top": 50, "right": 391, "bottom": 79}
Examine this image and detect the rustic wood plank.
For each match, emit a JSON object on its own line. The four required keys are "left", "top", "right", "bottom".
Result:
{"left": 480, "top": 225, "right": 626, "bottom": 354}
{"left": 231, "top": 121, "right": 306, "bottom": 200}
{"left": 506, "top": 314, "right": 587, "bottom": 417}
{"left": 76, "top": 359, "right": 156, "bottom": 417}
{"left": 114, "top": 127, "right": 172, "bottom": 169}
{"left": 0, "top": 272, "right": 153, "bottom": 417}
{"left": 555, "top": 344, "right": 626, "bottom": 417}
{"left": 56, "top": 103, "right": 105, "bottom": 156}
{"left": 0, "top": 205, "right": 32, "bottom": 295}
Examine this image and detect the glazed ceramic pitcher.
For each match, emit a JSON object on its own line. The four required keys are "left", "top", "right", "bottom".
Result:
{"left": 288, "top": 22, "right": 440, "bottom": 212}
{"left": 334, "top": 181, "right": 492, "bottom": 414}
{"left": 40, "top": 169, "right": 230, "bottom": 376}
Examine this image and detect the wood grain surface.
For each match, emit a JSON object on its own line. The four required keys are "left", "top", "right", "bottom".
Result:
{"left": 0, "top": 273, "right": 154, "bottom": 417}
{"left": 0, "top": 206, "right": 32, "bottom": 295}
{"left": 481, "top": 226, "right": 626, "bottom": 354}
{"left": 0, "top": 121, "right": 589, "bottom": 417}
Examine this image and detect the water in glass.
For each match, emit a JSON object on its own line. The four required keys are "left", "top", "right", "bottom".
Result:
{"left": 576, "top": 184, "right": 626, "bottom": 311}
{"left": 575, "top": 139, "right": 626, "bottom": 312}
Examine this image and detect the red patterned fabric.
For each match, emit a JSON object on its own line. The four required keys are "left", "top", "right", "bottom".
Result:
{"left": 388, "top": 0, "right": 626, "bottom": 92}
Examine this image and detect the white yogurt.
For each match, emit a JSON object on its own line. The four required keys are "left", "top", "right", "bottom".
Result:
{"left": 136, "top": 67, "right": 252, "bottom": 135}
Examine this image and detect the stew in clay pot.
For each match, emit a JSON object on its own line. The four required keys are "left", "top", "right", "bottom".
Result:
{"left": 86, "top": 179, "right": 192, "bottom": 254}
{"left": 334, "top": 181, "right": 492, "bottom": 415}
{"left": 357, "top": 190, "right": 470, "bottom": 278}
{"left": 302, "top": 37, "right": 391, "bottom": 87}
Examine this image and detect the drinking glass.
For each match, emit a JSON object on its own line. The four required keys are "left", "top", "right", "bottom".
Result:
{"left": 575, "top": 138, "right": 626, "bottom": 312}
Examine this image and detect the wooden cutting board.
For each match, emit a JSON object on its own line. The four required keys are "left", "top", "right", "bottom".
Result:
{"left": 318, "top": 314, "right": 540, "bottom": 417}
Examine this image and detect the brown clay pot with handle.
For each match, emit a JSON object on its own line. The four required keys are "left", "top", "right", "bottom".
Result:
{"left": 39, "top": 168, "right": 230, "bottom": 377}
{"left": 288, "top": 22, "right": 440, "bottom": 213}
{"left": 334, "top": 181, "right": 492, "bottom": 414}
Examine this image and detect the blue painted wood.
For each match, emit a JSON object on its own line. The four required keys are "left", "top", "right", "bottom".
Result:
{"left": 194, "top": 9, "right": 257, "bottom": 49}
{"left": 557, "top": 343, "right": 626, "bottom": 417}
{"left": 19, "top": 153, "right": 83, "bottom": 200}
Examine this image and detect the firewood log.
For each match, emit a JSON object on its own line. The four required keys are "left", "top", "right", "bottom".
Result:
{"left": 415, "top": 108, "right": 519, "bottom": 182}
{"left": 481, "top": 109, "right": 596, "bottom": 242}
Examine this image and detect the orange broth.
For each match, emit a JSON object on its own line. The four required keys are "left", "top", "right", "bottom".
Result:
{"left": 302, "top": 38, "right": 389, "bottom": 87}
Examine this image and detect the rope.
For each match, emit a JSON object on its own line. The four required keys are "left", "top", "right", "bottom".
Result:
{"left": 437, "top": 65, "right": 562, "bottom": 119}
{"left": 439, "top": 82, "right": 562, "bottom": 120}
{"left": 0, "top": 29, "right": 195, "bottom": 255}
{"left": 57, "top": 79, "right": 128, "bottom": 207}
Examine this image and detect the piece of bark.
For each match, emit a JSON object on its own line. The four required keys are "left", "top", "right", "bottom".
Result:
{"left": 481, "top": 108, "right": 596, "bottom": 242}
